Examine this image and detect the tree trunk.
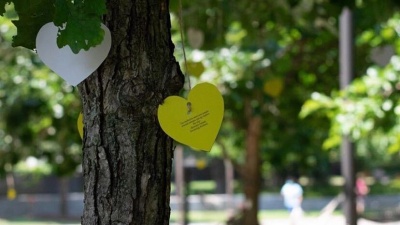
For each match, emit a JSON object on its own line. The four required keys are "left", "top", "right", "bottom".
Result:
{"left": 242, "top": 116, "right": 262, "bottom": 225}
{"left": 78, "top": 1, "right": 184, "bottom": 224}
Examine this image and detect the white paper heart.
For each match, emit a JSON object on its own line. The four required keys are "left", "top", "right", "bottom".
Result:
{"left": 36, "top": 22, "right": 112, "bottom": 86}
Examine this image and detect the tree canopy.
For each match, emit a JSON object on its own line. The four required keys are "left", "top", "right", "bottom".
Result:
{"left": 0, "top": 16, "right": 82, "bottom": 177}
{"left": 171, "top": 0, "right": 400, "bottom": 178}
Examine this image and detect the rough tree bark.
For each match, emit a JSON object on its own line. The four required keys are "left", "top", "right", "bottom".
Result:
{"left": 78, "top": 0, "right": 184, "bottom": 224}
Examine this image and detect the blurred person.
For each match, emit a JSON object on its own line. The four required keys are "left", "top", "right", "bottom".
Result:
{"left": 281, "top": 176, "right": 304, "bottom": 225}
{"left": 281, "top": 176, "right": 303, "bottom": 212}
{"left": 356, "top": 172, "right": 369, "bottom": 214}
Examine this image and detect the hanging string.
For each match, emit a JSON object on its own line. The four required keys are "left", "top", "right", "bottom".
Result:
{"left": 178, "top": 0, "right": 192, "bottom": 114}
{"left": 178, "top": 0, "right": 191, "bottom": 91}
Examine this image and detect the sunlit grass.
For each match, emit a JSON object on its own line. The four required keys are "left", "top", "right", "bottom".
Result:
{"left": 169, "top": 210, "right": 327, "bottom": 223}
{"left": 171, "top": 180, "right": 242, "bottom": 195}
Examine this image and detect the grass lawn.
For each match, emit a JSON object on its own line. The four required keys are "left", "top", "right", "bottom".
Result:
{"left": 170, "top": 209, "right": 326, "bottom": 223}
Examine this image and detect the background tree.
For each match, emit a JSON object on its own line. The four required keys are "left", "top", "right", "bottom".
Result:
{"left": 174, "top": 1, "right": 400, "bottom": 224}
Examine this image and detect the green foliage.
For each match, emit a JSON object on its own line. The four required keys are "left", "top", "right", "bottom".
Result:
{"left": 302, "top": 55, "right": 400, "bottom": 154}
{"left": 0, "top": 0, "right": 106, "bottom": 53}
{"left": 14, "top": 157, "right": 52, "bottom": 176}
{"left": 300, "top": 10, "right": 400, "bottom": 169}
{"left": 0, "top": 0, "right": 55, "bottom": 49}
{"left": 54, "top": 0, "right": 106, "bottom": 53}
{"left": 0, "top": 17, "right": 82, "bottom": 177}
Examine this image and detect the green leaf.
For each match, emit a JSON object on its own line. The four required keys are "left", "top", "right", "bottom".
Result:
{"left": 322, "top": 134, "right": 341, "bottom": 150}
{"left": 57, "top": 16, "right": 104, "bottom": 53}
{"left": 1, "top": 0, "right": 106, "bottom": 52}
{"left": 54, "top": 0, "right": 106, "bottom": 53}
{"left": 299, "top": 95, "right": 334, "bottom": 119}
{"left": 7, "top": 0, "right": 55, "bottom": 50}
{"left": 0, "top": 0, "right": 10, "bottom": 16}
{"left": 53, "top": 0, "right": 70, "bottom": 26}
{"left": 82, "top": 0, "right": 107, "bottom": 16}
{"left": 299, "top": 99, "right": 321, "bottom": 118}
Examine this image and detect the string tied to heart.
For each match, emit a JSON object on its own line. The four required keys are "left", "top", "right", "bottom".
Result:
{"left": 178, "top": 0, "right": 193, "bottom": 115}
{"left": 187, "top": 102, "right": 192, "bottom": 114}
{"left": 178, "top": 0, "right": 191, "bottom": 92}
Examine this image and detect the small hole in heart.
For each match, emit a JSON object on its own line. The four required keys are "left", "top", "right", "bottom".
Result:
{"left": 187, "top": 102, "right": 192, "bottom": 115}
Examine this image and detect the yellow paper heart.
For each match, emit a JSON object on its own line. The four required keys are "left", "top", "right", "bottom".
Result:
{"left": 263, "top": 78, "right": 284, "bottom": 97}
{"left": 7, "top": 188, "right": 16, "bottom": 200}
{"left": 157, "top": 83, "right": 224, "bottom": 151}
{"left": 186, "top": 61, "right": 205, "bottom": 78}
{"left": 77, "top": 112, "right": 83, "bottom": 139}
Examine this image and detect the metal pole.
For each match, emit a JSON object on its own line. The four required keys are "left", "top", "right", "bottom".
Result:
{"left": 340, "top": 7, "right": 354, "bottom": 89}
{"left": 339, "top": 7, "right": 357, "bottom": 225}
{"left": 224, "top": 158, "right": 234, "bottom": 215}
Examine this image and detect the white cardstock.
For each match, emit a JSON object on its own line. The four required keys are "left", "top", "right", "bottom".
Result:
{"left": 36, "top": 23, "right": 112, "bottom": 86}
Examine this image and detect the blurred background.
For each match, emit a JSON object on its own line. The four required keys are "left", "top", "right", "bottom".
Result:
{"left": 1, "top": 0, "right": 400, "bottom": 224}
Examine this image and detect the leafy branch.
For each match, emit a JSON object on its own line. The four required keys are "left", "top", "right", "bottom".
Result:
{"left": 0, "top": 0, "right": 106, "bottom": 53}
